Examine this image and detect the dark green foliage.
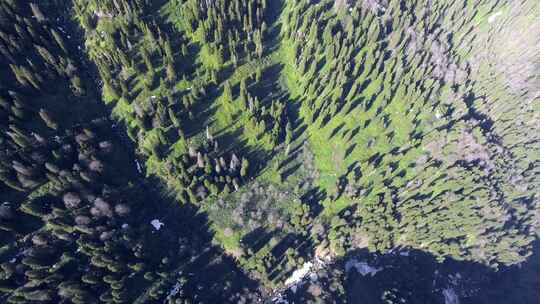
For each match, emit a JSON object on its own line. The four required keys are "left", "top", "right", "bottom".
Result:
{"left": 1, "top": 0, "right": 539, "bottom": 303}
{"left": 0, "top": 1, "right": 257, "bottom": 303}
{"left": 178, "top": 0, "right": 268, "bottom": 61}
{"left": 279, "top": 0, "right": 540, "bottom": 268}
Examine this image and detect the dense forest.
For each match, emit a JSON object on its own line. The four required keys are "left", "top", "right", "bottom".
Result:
{"left": 0, "top": 0, "right": 538, "bottom": 303}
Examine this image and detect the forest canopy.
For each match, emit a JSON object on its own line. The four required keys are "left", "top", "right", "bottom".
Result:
{"left": 0, "top": 0, "right": 539, "bottom": 303}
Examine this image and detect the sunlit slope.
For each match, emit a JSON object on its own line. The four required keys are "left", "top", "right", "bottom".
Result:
{"left": 279, "top": 0, "right": 539, "bottom": 267}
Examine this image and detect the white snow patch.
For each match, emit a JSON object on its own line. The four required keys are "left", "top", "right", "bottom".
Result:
{"left": 167, "top": 282, "right": 182, "bottom": 298}
{"left": 399, "top": 251, "right": 410, "bottom": 256}
{"left": 488, "top": 11, "right": 503, "bottom": 24}
{"left": 135, "top": 160, "right": 143, "bottom": 173}
{"left": 345, "top": 259, "right": 382, "bottom": 276}
{"left": 284, "top": 262, "right": 313, "bottom": 286}
{"left": 151, "top": 219, "right": 164, "bottom": 231}
{"left": 443, "top": 288, "right": 460, "bottom": 304}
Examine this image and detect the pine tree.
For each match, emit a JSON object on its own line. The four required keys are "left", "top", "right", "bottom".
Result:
{"left": 39, "top": 109, "right": 58, "bottom": 130}
{"left": 240, "top": 158, "right": 249, "bottom": 177}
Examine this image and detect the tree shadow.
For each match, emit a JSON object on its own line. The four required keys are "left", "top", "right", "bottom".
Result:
{"left": 364, "top": 93, "right": 377, "bottom": 112}
{"left": 293, "top": 123, "right": 308, "bottom": 143}
{"left": 133, "top": 180, "right": 262, "bottom": 303}
{"left": 242, "top": 227, "right": 274, "bottom": 253}
{"left": 300, "top": 187, "right": 326, "bottom": 218}
{"left": 346, "top": 160, "right": 360, "bottom": 176}
{"left": 346, "top": 125, "right": 362, "bottom": 142}
{"left": 329, "top": 122, "right": 346, "bottom": 140}
{"left": 281, "top": 163, "right": 302, "bottom": 180}
{"left": 368, "top": 152, "right": 384, "bottom": 167}
{"left": 344, "top": 143, "right": 357, "bottom": 159}
{"left": 345, "top": 96, "right": 365, "bottom": 115}
{"left": 286, "top": 240, "right": 540, "bottom": 304}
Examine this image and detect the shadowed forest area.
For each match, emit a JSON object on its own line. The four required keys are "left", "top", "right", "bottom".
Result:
{"left": 285, "top": 239, "right": 540, "bottom": 304}
{"left": 0, "top": 0, "right": 538, "bottom": 303}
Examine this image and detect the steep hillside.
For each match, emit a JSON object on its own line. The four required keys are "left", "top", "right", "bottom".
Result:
{"left": 1, "top": 0, "right": 538, "bottom": 303}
